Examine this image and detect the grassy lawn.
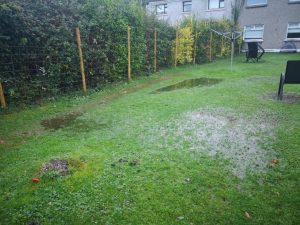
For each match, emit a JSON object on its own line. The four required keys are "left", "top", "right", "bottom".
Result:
{"left": 0, "top": 53, "right": 299, "bottom": 225}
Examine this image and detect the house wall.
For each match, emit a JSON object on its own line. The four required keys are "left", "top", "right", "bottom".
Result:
{"left": 146, "top": 0, "right": 233, "bottom": 25}
{"left": 239, "top": 0, "right": 300, "bottom": 51}
{"left": 146, "top": 0, "right": 300, "bottom": 51}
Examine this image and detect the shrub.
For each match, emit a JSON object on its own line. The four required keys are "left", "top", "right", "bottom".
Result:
{"left": 0, "top": 0, "right": 175, "bottom": 106}
{"left": 171, "top": 17, "right": 232, "bottom": 66}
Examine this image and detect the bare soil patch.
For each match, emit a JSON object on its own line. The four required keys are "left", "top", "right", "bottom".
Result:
{"left": 40, "top": 158, "right": 85, "bottom": 178}
{"left": 41, "top": 159, "right": 69, "bottom": 176}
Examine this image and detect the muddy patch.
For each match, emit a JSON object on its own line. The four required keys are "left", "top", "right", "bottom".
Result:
{"left": 145, "top": 108, "right": 277, "bottom": 179}
{"left": 41, "top": 112, "right": 83, "bottom": 130}
{"left": 153, "top": 78, "right": 222, "bottom": 93}
{"left": 41, "top": 159, "right": 69, "bottom": 176}
{"left": 41, "top": 158, "right": 85, "bottom": 178}
{"left": 264, "top": 92, "right": 300, "bottom": 103}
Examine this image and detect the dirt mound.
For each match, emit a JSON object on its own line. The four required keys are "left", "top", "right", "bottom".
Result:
{"left": 41, "top": 159, "right": 69, "bottom": 176}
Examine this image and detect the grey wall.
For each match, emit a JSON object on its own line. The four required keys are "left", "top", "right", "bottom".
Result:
{"left": 146, "top": 0, "right": 300, "bottom": 51}
{"left": 239, "top": 0, "right": 300, "bottom": 51}
{"left": 146, "top": 0, "right": 233, "bottom": 25}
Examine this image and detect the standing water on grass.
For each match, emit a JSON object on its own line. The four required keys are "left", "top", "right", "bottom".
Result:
{"left": 143, "top": 108, "right": 277, "bottom": 179}
{"left": 153, "top": 78, "right": 222, "bottom": 92}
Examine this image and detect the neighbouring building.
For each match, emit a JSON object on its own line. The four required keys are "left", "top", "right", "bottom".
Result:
{"left": 146, "top": 0, "right": 233, "bottom": 24}
{"left": 145, "top": 0, "right": 300, "bottom": 52}
{"left": 240, "top": 0, "right": 300, "bottom": 52}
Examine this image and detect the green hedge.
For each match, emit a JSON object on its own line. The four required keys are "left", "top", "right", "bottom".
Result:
{"left": 0, "top": 1, "right": 232, "bottom": 106}
{"left": 187, "top": 18, "right": 232, "bottom": 64}
{"left": 0, "top": 0, "right": 175, "bottom": 105}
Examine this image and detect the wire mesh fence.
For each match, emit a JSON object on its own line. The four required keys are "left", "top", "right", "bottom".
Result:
{"left": 0, "top": 44, "right": 82, "bottom": 105}
{"left": 0, "top": 21, "right": 232, "bottom": 108}
{"left": 0, "top": 25, "right": 174, "bottom": 107}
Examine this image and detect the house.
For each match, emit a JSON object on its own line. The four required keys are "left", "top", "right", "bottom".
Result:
{"left": 145, "top": 0, "right": 300, "bottom": 52}
{"left": 240, "top": 0, "right": 300, "bottom": 52}
{"left": 145, "top": 0, "right": 233, "bottom": 24}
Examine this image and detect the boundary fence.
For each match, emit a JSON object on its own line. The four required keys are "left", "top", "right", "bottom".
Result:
{"left": 0, "top": 22, "right": 231, "bottom": 108}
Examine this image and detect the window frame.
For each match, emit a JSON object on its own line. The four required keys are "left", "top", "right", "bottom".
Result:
{"left": 289, "top": 0, "right": 300, "bottom": 3}
{"left": 243, "top": 24, "right": 265, "bottom": 41}
{"left": 183, "top": 1, "right": 192, "bottom": 13}
{"left": 208, "top": 0, "right": 225, "bottom": 10}
{"left": 156, "top": 3, "right": 167, "bottom": 15}
{"left": 246, "top": 0, "right": 267, "bottom": 7}
{"left": 286, "top": 22, "right": 300, "bottom": 40}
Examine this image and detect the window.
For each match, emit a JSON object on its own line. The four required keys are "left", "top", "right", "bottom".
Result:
{"left": 287, "top": 22, "right": 300, "bottom": 39}
{"left": 208, "top": 0, "right": 224, "bottom": 9}
{"left": 244, "top": 24, "right": 264, "bottom": 40}
{"left": 156, "top": 4, "right": 167, "bottom": 15}
{"left": 183, "top": 1, "right": 192, "bottom": 12}
{"left": 247, "top": 0, "right": 267, "bottom": 7}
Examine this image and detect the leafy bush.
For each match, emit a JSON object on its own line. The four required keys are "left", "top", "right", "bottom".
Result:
{"left": 176, "top": 18, "right": 232, "bottom": 64}
{"left": 144, "top": 15, "right": 175, "bottom": 73}
{"left": 174, "top": 25, "right": 194, "bottom": 65}
{"left": 0, "top": 1, "right": 231, "bottom": 107}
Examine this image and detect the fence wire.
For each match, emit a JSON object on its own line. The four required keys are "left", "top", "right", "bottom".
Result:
{"left": 0, "top": 24, "right": 229, "bottom": 107}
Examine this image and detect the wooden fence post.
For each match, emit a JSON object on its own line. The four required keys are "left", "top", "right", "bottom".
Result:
{"left": 193, "top": 20, "right": 199, "bottom": 65}
{"left": 0, "top": 82, "right": 6, "bottom": 108}
{"left": 75, "top": 27, "right": 87, "bottom": 96}
{"left": 209, "top": 31, "right": 213, "bottom": 62}
{"left": 193, "top": 31, "right": 198, "bottom": 65}
{"left": 128, "top": 26, "right": 131, "bottom": 81}
{"left": 175, "top": 29, "right": 178, "bottom": 67}
{"left": 221, "top": 36, "right": 224, "bottom": 56}
{"left": 154, "top": 29, "right": 157, "bottom": 72}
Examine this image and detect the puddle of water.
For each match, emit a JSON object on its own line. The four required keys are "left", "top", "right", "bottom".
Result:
{"left": 154, "top": 78, "right": 222, "bottom": 93}
{"left": 41, "top": 112, "right": 83, "bottom": 130}
{"left": 71, "top": 120, "right": 108, "bottom": 132}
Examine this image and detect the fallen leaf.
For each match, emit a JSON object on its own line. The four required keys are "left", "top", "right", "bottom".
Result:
{"left": 271, "top": 159, "right": 279, "bottom": 164}
{"left": 245, "top": 212, "right": 251, "bottom": 218}
{"left": 32, "top": 178, "right": 40, "bottom": 183}
{"left": 0, "top": 139, "right": 5, "bottom": 144}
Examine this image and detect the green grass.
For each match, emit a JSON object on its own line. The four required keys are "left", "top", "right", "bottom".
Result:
{"left": 0, "top": 53, "right": 300, "bottom": 225}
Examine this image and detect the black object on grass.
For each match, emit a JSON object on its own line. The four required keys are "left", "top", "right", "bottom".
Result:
{"left": 278, "top": 60, "right": 300, "bottom": 100}
{"left": 246, "top": 42, "right": 265, "bottom": 62}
